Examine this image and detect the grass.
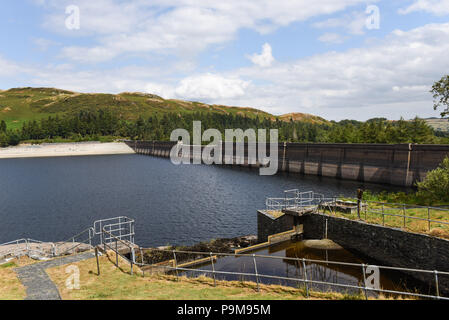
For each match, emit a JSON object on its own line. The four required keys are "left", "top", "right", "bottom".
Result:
{"left": 0, "top": 87, "right": 278, "bottom": 131}
{"left": 424, "top": 118, "right": 449, "bottom": 132}
{"left": 327, "top": 199, "right": 449, "bottom": 239}
{"left": 0, "top": 256, "right": 36, "bottom": 300}
{"left": 46, "top": 251, "right": 410, "bottom": 300}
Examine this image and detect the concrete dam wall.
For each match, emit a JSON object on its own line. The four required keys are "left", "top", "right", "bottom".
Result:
{"left": 126, "top": 141, "right": 449, "bottom": 187}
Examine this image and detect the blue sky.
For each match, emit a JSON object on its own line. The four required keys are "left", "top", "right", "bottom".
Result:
{"left": 0, "top": 0, "right": 449, "bottom": 120}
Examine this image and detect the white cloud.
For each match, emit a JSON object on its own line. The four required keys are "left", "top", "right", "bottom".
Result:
{"left": 399, "top": 0, "right": 449, "bottom": 15}
{"left": 4, "top": 22, "right": 449, "bottom": 120}
{"left": 0, "top": 56, "right": 26, "bottom": 77}
{"left": 313, "top": 10, "right": 369, "bottom": 36}
{"left": 248, "top": 43, "right": 275, "bottom": 67}
{"left": 36, "top": 0, "right": 372, "bottom": 62}
{"left": 174, "top": 74, "right": 250, "bottom": 100}
{"left": 225, "top": 22, "right": 449, "bottom": 120}
{"left": 318, "top": 33, "right": 347, "bottom": 44}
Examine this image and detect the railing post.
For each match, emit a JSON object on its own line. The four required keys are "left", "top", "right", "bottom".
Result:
{"left": 210, "top": 253, "right": 216, "bottom": 287}
{"left": 403, "top": 205, "right": 406, "bottom": 229}
{"left": 364, "top": 202, "right": 367, "bottom": 221}
{"left": 435, "top": 271, "right": 440, "bottom": 299}
{"left": 130, "top": 248, "right": 135, "bottom": 276}
{"left": 173, "top": 250, "right": 179, "bottom": 281}
{"left": 428, "top": 208, "right": 431, "bottom": 231}
{"left": 115, "top": 239, "right": 119, "bottom": 267}
{"left": 140, "top": 248, "right": 145, "bottom": 277}
{"left": 361, "top": 264, "right": 368, "bottom": 300}
{"left": 382, "top": 204, "right": 385, "bottom": 226}
{"left": 302, "top": 259, "right": 309, "bottom": 298}
{"left": 95, "top": 247, "right": 100, "bottom": 276}
{"left": 253, "top": 254, "right": 260, "bottom": 292}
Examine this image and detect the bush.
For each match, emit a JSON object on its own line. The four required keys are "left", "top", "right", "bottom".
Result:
{"left": 0, "top": 132, "right": 8, "bottom": 147}
{"left": 416, "top": 157, "right": 449, "bottom": 204}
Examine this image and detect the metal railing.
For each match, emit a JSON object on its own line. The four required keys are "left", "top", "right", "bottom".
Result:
{"left": 1, "top": 216, "right": 134, "bottom": 261}
{"left": 266, "top": 189, "right": 449, "bottom": 233}
{"left": 94, "top": 216, "right": 135, "bottom": 245}
{"left": 101, "top": 226, "right": 136, "bottom": 275}
{"left": 327, "top": 199, "right": 449, "bottom": 232}
{"left": 54, "top": 227, "right": 95, "bottom": 256}
{"left": 107, "top": 246, "right": 449, "bottom": 300}
{"left": 0, "top": 238, "right": 53, "bottom": 260}
{"left": 266, "top": 190, "right": 331, "bottom": 212}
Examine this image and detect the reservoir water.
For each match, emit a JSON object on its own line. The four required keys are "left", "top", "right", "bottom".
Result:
{"left": 0, "top": 154, "right": 404, "bottom": 247}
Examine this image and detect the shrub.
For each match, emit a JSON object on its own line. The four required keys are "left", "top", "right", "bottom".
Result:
{"left": 416, "top": 157, "right": 449, "bottom": 204}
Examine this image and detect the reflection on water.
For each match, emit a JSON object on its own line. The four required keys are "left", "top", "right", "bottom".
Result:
{"left": 179, "top": 240, "right": 429, "bottom": 298}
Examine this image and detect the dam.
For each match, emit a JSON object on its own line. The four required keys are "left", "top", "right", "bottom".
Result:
{"left": 126, "top": 141, "right": 449, "bottom": 187}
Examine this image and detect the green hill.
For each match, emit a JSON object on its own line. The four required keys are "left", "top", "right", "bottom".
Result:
{"left": 1, "top": 87, "right": 294, "bottom": 130}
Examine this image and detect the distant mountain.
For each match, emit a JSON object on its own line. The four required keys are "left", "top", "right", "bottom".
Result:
{"left": 0, "top": 87, "right": 329, "bottom": 130}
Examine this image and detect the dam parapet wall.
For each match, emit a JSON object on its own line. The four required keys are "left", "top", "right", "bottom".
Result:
{"left": 126, "top": 141, "right": 449, "bottom": 187}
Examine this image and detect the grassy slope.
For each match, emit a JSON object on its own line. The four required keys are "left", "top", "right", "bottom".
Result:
{"left": 46, "top": 252, "right": 373, "bottom": 300}
{"left": 0, "top": 257, "right": 36, "bottom": 300}
{"left": 0, "top": 87, "right": 328, "bottom": 130}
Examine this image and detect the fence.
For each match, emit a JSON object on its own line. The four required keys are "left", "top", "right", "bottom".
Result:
{"left": 0, "top": 238, "right": 54, "bottom": 259}
{"left": 317, "top": 199, "right": 449, "bottom": 233}
{"left": 103, "top": 244, "right": 449, "bottom": 300}
{"left": 266, "top": 190, "right": 332, "bottom": 212}
{"left": 265, "top": 189, "right": 449, "bottom": 234}
{"left": 0, "top": 216, "right": 135, "bottom": 261}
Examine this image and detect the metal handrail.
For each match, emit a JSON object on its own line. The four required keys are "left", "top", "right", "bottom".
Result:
{"left": 0, "top": 238, "right": 53, "bottom": 260}
{"left": 323, "top": 199, "right": 449, "bottom": 231}
{"left": 54, "top": 227, "right": 95, "bottom": 256}
{"left": 1, "top": 216, "right": 134, "bottom": 260}
{"left": 101, "top": 227, "right": 136, "bottom": 275}
{"left": 131, "top": 247, "right": 449, "bottom": 300}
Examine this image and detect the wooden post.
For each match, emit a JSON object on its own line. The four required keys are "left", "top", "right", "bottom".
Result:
{"left": 95, "top": 247, "right": 100, "bottom": 276}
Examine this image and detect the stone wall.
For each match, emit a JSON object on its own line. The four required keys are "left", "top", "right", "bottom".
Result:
{"left": 257, "top": 211, "right": 295, "bottom": 243}
{"left": 257, "top": 210, "right": 449, "bottom": 294}
{"left": 299, "top": 213, "right": 449, "bottom": 294}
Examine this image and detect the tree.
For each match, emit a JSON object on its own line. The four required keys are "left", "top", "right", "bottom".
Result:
{"left": 431, "top": 75, "right": 449, "bottom": 117}
{"left": 0, "top": 120, "right": 6, "bottom": 133}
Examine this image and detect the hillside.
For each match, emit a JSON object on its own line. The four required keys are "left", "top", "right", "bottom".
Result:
{"left": 279, "top": 112, "right": 329, "bottom": 125}
{"left": 0, "top": 87, "right": 279, "bottom": 130}
{"left": 423, "top": 118, "right": 449, "bottom": 132}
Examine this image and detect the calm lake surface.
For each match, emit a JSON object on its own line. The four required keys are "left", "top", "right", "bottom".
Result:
{"left": 0, "top": 154, "right": 405, "bottom": 247}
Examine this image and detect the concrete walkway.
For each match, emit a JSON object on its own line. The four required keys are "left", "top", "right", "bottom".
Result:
{"left": 15, "top": 252, "right": 95, "bottom": 300}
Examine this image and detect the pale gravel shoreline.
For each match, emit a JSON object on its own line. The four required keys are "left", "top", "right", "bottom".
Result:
{"left": 0, "top": 142, "right": 135, "bottom": 159}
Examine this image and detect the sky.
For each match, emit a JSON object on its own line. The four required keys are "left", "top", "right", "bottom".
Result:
{"left": 0, "top": 0, "right": 449, "bottom": 120}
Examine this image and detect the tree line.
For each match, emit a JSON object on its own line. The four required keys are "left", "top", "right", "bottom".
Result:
{"left": 0, "top": 110, "right": 448, "bottom": 147}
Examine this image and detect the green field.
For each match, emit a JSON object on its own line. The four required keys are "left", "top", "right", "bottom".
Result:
{"left": 424, "top": 118, "right": 449, "bottom": 132}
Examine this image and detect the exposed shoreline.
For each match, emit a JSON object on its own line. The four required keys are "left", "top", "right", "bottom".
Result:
{"left": 0, "top": 142, "right": 135, "bottom": 159}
